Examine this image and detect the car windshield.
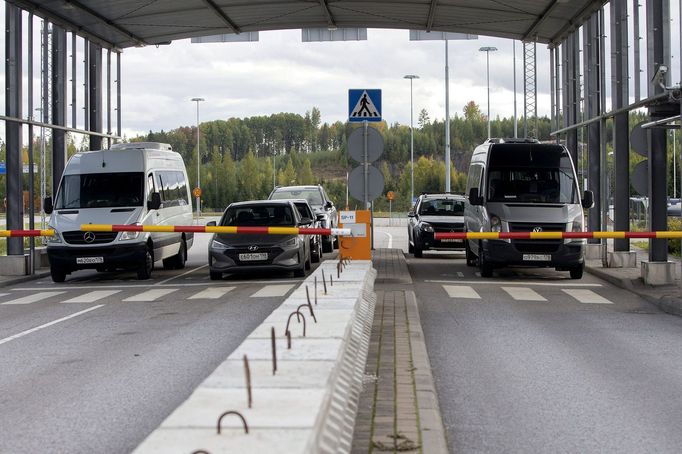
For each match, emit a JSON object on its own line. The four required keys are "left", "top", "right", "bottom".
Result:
{"left": 271, "top": 189, "right": 324, "bottom": 206}
{"left": 55, "top": 172, "right": 144, "bottom": 209}
{"left": 221, "top": 205, "right": 296, "bottom": 227}
{"left": 419, "top": 199, "right": 464, "bottom": 216}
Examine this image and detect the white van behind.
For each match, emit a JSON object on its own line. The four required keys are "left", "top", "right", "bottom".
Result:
{"left": 45, "top": 142, "right": 194, "bottom": 282}
{"left": 464, "top": 138, "right": 593, "bottom": 279}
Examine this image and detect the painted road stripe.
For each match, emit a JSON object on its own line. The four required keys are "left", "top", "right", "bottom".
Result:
{"left": 443, "top": 285, "right": 481, "bottom": 299}
{"left": 123, "top": 289, "right": 178, "bottom": 302}
{"left": 0, "top": 305, "right": 104, "bottom": 346}
{"left": 63, "top": 290, "right": 121, "bottom": 304}
{"left": 562, "top": 289, "right": 613, "bottom": 304}
{"left": 188, "top": 287, "right": 235, "bottom": 299}
{"left": 427, "top": 280, "right": 602, "bottom": 287}
{"left": 251, "top": 284, "right": 296, "bottom": 298}
{"left": 1, "top": 291, "right": 66, "bottom": 305}
{"left": 502, "top": 287, "right": 547, "bottom": 301}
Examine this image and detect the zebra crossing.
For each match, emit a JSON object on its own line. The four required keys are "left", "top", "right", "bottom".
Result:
{"left": 0, "top": 283, "right": 294, "bottom": 306}
{"left": 439, "top": 283, "right": 614, "bottom": 305}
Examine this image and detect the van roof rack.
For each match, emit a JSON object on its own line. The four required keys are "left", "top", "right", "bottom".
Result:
{"left": 110, "top": 142, "right": 172, "bottom": 151}
{"left": 485, "top": 138, "right": 539, "bottom": 144}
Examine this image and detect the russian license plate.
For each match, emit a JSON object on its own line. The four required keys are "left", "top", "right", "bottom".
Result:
{"left": 440, "top": 239, "right": 460, "bottom": 243}
{"left": 239, "top": 252, "right": 268, "bottom": 261}
{"left": 523, "top": 254, "right": 551, "bottom": 261}
{"left": 76, "top": 256, "right": 104, "bottom": 264}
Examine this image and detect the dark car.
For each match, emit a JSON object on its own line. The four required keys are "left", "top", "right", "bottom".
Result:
{"left": 408, "top": 193, "right": 466, "bottom": 258}
{"left": 207, "top": 200, "right": 311, "bottom": 279}
{"left": 290, "top": 199, "right": 323, "bottom": 263}
{"left": 268, "top": 185, "right": 337, "bottom": 253}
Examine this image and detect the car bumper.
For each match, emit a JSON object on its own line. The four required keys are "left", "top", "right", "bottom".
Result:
{"left": 209, "top": 246, "right": 302, "bottom": 273}
{"left": 480, "top": 239, "right": 585, "bottom": 268}
{"left": 416, "top": 232, "right": 465, "bottom": 250}
{"left": 47, "top": 243, "right": 146, "bottom": 271}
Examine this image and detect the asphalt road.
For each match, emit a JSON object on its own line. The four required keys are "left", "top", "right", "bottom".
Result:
{"left": 0, "top": 232, "right": 327, "bottom": 453}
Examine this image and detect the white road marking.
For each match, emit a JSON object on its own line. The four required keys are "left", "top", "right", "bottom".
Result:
{"left": 17, "top": 279, "right": 299, "bottom": 291}
{"left": 62, "top": 290, "right": 122, "bottom": 303}
{"left": 562, "top": 289, "right": 613, "bottom": 304}
{"left": 0, "top": 305, "right": 104, "bottom": 346}
{"left": 251, "top": 284, "right": 296, "bottom": 298}
{"left": 1, "top": 291, "right": 66, "bottom": 305}
{"left": 123, "top": 289, "right": 178, "bottom": 302}
{"left": 157, "top": 264, "right": 209, "bottom": 285}
{"left": 427, "top": 280, "right": 602, "bottom": 287}
{"left": 0, "top": 293, "right": 9, "bottom": 298}
{"left": 188, "top": 287, "right": 235, "bottom": 299}
{"left": 502, "top": 287, "right": 547, "bottom": 301}
{"left": 443, "top": 285, "right": 481, "bottom": 299}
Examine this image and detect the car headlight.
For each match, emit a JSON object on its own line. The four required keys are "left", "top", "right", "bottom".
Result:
{"left": 211, "top": 239, "right": 228, "bottom": 250}
{"left": 279, "top": 237, "right": 298, "bottom": 247}
{"left": 47, "top": 226, "right": 62, "bottom": 243}
{"left": 120, "top": 223, "right": 142, "bottom": 241}
{"left": 571, "top": 215, "right": 584, "bottom": 232}
{"left": 420, "top": 223, "right": 434, "bottom": 233}
{"left": 490, "top": 215, "right": 502, "bottom": 233}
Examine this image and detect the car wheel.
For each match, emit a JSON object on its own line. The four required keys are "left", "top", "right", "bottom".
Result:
{"left": 413, "top": 242, "right": 423, "bottom": 258}
{"left": 209, "top": 270, "right": 222, "bottom": 280}
{"left": 311, "top": 239, "right": 321, "bottom": 263}
{"left": 570, "top": 264, "right": 584, "bottom": 279}
{"left": 163, "top": 239, "right": 187, "bottom": 270}
{"left": 408, "top": 236, "right": 414, "bottom": 253}
{"left": 137, "top": 245, "right": 154, "bottom": 280}
{"left": 465, "top": 241, "right": 476, "bottom": 267}
{"left": 294, "top": 254, "right": 306, "bottom": 277}
{"left": 50, "top": 267, "right": 66, "bottom": 283}
{"left": 322, "top": 237, "right": 333, "bottom": 253}
{"left": 305, "top": 248, "right": 312, "bottom": 270}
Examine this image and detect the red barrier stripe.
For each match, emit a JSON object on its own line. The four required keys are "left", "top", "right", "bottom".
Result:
{"left": 8, "top": 230, "right": 45, "bottom": 237}
{"left": 111, "top": 224, "right": 143, "bottom": 232}
{"left": 299, "top": 228, "right": 330, "bottom": 235}
{"left": 624, "top": 232, "right": 655, "bottom": 238}
{"left": 564, "top": 232, "right": 594, "bottom": 239}
{"left": 236, "top": 226, "right": 270, "bottom": 234}
{"left": 179, "top": 225, "right": 207, "bottom": 233}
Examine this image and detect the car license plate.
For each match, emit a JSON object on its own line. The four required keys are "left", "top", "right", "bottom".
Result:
{"left": 440, "top": 239, "right": 460, "bottom": 243}
{"left": 239, "top": 252, "right": 268, "bottom": 261}
{"left": 523, "top": 254, "right": 551, "bottom": 261}
{"left": 76, "top": 256, "right": 104, "bottom": 264}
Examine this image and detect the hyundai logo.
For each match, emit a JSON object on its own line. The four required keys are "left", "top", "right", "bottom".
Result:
{"left": 532, "top": 227, "right": 543, "bottom": 233}
{"left": 248, "top": 245, "right": 259, "bottom": 252}
{"left": 83, "top": 231, "right": 96, "bottom": 243}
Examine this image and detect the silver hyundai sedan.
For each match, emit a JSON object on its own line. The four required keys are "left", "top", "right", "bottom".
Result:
{"left": 207, "top": 200, "right": 311, "bottom": 280}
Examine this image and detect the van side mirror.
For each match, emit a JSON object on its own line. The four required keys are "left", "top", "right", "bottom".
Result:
{"left": 582, "top": 190, "right": 594, "bottom": 209}
{"left": 407, "top": 210, "right": 416, "bottom": 218}
{"left": 147, "top": 192, "right": 161, "bottom": 211}
{"left": 468, "top": 188, "right": 483, "bottom": 206}
{"left": 206, "top": 221, "right": 217, "bottom": 227}
{"left": 44, "top": 197, "right": 53, "bottom": 214}
{"left": 325, "top": 201, "right": 333, "bottom": 209}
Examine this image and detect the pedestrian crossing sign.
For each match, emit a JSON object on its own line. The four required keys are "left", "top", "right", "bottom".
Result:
{"left": 348, "top": 89, "right": 382, "bottom": 122}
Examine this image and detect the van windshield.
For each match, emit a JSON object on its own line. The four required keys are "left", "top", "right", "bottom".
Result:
{"left": 56, "top": 172, "right": 144, "bottom": 209}
{"left": 486, "top": 146, "right": 579, "bottom": 204}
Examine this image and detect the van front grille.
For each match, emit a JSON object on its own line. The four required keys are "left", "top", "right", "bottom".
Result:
{"left": 63, "top": 231, "right": 118, "bottom": 245}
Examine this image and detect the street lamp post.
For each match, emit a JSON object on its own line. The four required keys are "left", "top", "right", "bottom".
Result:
{"left": 404, "top": 75, "right": 419, "bottom": 204}
{"left": 191, "top": 97, "right": 205, "bottom": 220}
{"left": 479, "top": 46, "right": 497, "bottom": 139}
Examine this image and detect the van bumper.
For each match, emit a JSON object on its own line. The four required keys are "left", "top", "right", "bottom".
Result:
{"left": 47, "top": 243, "right": 147, "bottom": 272}
{"left": 481, "top": 239, "right": 584, "bottom": 268}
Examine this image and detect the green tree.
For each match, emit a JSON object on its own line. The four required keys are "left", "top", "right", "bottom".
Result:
{"left": 237, "top": 151, "right": 262, "bottom": 200}
{"left": 298, "top": 159, "right": 315, "bottom": 185}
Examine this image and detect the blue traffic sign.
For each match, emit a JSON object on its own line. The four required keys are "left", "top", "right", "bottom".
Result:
{"left": 348, "top": 89, "right": 382, "bottom": 122}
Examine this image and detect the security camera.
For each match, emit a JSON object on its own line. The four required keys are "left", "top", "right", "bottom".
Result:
{"left": 651, "top": 64, "right": 668, "bottom": 85}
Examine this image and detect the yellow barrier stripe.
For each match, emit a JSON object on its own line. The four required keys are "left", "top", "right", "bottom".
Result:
{"left": 143, "top": 225, "right": 174, "bottom": 232}
{"left": 82, "top": 224, "right": 113, "bottom": 232}
{"left": 206, "top": 226, "right": 237, "bottom": 234}
{"left": 529, "top": 232, "right": 564, "bottom": 239}
{"left": 0, "top": 231, "right": 9, "bottom": 237}
{"left": 268, "top": 227, "right": 300, "bottom": 235}
{"left": 466, "top": 232, "right": 500, "bottom": 240}
{"left": 656, "top": 231, "right": 682, "bottom": 239}
{"left": 42, "top": 229, "right": 55, "bottom": 236}
{"left": 593, "top": 231, "right": 625, "bottom": 239}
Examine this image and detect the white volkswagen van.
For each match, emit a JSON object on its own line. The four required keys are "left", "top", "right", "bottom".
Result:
{"left": 464, "top": 138, "right": 593, "bottom": 279}
{"left": 45, "top": 142, "right": 194, "bottom": 282}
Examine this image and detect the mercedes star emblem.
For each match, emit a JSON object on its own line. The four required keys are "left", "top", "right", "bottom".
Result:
{"left": 83, "top": 231, "right": 96, "bottom": 243}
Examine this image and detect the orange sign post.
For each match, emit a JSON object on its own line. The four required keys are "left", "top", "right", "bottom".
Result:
{"left": 192, "top": 187, "right": 202, "bottom": 198}
{"left": 338, "top": 210, "right": 372, "bottom": 260}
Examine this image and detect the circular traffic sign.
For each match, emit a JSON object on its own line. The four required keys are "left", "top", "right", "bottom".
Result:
{"left": 387, "top": 191, "right": 395, "bottom": 201}
{"left": 347, "top": 127, "right": 384, "bottom": 163}
{"left": 192, "top": 187, "right": 202, "bottom": 198}
{"left": 348, "top": 165, "right": 385, "bottom": 202}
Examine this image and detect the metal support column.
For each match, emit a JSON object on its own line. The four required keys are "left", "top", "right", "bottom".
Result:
{"left": 28, "top": 13, "right": 36, "bottom": 273}
{"left": 633, "top": 0, "right": 641, "bottom": 102}
{"left": 554, "top": 44, "right": 562, "bottom": 141}
{"left": 523, "top": 41, "right": 537, "bottom": 138}
{"left": 611, "top": 0, "right": 630, "bottom": 252}
{"left": 584, "top": 13, "right": 602, "bottom": 241}
{"left": 89, "top": 43, "right": 103, "bottom": 150}
{"left": 646, "top": 0, "right": 671, "bottom": 262}
{"left": 550, "top": 46, "right": 555, "bottom": 141}
{"left": 5, "top": 3, "right": 24, "bottom": 256}
{"left": 107, "top": 49, "right": 112, "bottom": 148}
{"left": 51, "top": 25, "right": 67, "bottom": 192}
{"left": 71, "top": 33, "right": 77, "bottom": 129}
{"left": 116, "top": 52, "right": 122, "bottom": 137}
{"left": 566, "top": 33, "right": 579, "bottom": 166}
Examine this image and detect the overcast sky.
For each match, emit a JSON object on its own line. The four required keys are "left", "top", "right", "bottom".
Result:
{"left": 121, "top": 29, "right": 551, "bottom": 139}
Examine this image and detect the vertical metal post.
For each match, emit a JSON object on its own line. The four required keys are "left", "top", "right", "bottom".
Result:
{"left": 116, "top": 52, "right": 122, "bottom": 137}
{"left": 679, "top": 0, "right": 682, "bottom": 286}
{"left": 633, "top": 0, "right": 641, "bottom": 102}
{"left": 524, "top": 41, "right": 538, "bottom": 138}
{"left": 550, "top": 45, "right": 555, "bottom": 140}
{"left": 71, "top": 33, "right": 77, "bottom": 129}
{"left": 566, "top": 33, "right": 579, "bottom": 167}
{"left": 41, "top": 19, "right": 48, "bottom": 227}
{"left": 363, "top": 121, "right": 368, "bottom": 209}
{"left": 611, "top": 0, "right": 630, "bottom": 252}
{"left": 28, "top": 13, "right": 35, "bottom": 273}
{"left": 52, "top": 26, "right": 68, "bottom": 194}
{"left": 445, "top": 39, "right": 451, "bottom": 192}
{"left": 585, "top": 13, "right": 602, "bottom": 241}
{"left": 646, "top": 0, "right": 671, "bottom": 262}
{"left": 599, "top": 6, "right": 609, "bottom": 266}
{"left": 107, "top": 49, "right": 112, "bottom": 148}
{"left": 486, "top": 49, "right": 491, "bottom": 138}
{"left": 89, "top": 43, "right": 103, "bottom": 150}
{"left": 555, "top": 42, "right": 562, "bottom": 140}
{"left": 83, "top": 39, "right": 89, "bottom": 136}
{"left": 514, "top": 41, "right": 518, "bottom": 138}
{"left": 5, "top": 3, "right": 23, "bottom": 256}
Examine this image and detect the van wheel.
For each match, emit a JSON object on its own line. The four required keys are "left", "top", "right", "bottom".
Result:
{"left": 137, "top": 245, "right": 154, "bottom": 280}
{"left": 51, "top": 268, "right": 66, "bottom": 283}
{"left": 164, "top": 239, "right": 187, "bottom": 270}
{"left": 465, "top": 241, "right": 476, "bottom": 267}
{"left": 570, "top": 264, "right": 584, "bottom": 279}
{"left": 478, "top": 246, "right": 493, "bottom": 277}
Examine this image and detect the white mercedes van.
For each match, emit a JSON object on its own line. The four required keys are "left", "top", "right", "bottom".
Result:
{"left": 464, "top": 138, "right": 593, "bottom": 279}
{"left": 45, "top": 142, "right": 194, "bottom": 282}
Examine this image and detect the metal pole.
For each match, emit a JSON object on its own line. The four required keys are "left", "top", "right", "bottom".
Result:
{"left": 116, "top": 52, "right": 121, "bottom": 137}
{"left": 197, "top": 102, "right": 201, "bottom": 218}
{"left": 107, "top": 49, "right": 111, "bottom": 148}
{"left": 410, "top": 79, "right": 414, "bottom": 202}
{"left": 599, "top": 6, "right": 609, "bottom": 266}
{"left": 363, "top": 121, "right": 368, "bottom": 209}
{"left": 71, "top": 33, "right": 76, "bottom": 129}
{"left": 445, "top": 39, "right": 451, "bottom": 192}
{"left": 513, "top": 41, "right": 518, "bottom": 138}
{"left": 28, "top": 13, "right": 35, "bottom": 273}
{"left": 41, "top": 19, "right": 48, "bottom": 230}
{"left": 486, "top": 50, "right": 491, "bottom": 138}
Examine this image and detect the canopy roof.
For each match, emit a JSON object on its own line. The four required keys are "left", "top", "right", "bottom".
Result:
{"left": 9, "top": 0, "right": 605, "bottom": 49}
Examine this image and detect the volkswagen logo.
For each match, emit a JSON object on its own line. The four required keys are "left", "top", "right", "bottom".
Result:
{"left": 83, "top": 231, "right": 96, "bottom": 243}
{"left": 532, "top": 226, "right": 543, "bottom": 233}
{"left": 247, "top": 245, "right": 259, "bottom": 252}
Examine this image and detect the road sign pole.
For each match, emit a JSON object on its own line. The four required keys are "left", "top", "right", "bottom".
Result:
{"left": 363, "top": 121, "right": 369, "bottom": 209}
